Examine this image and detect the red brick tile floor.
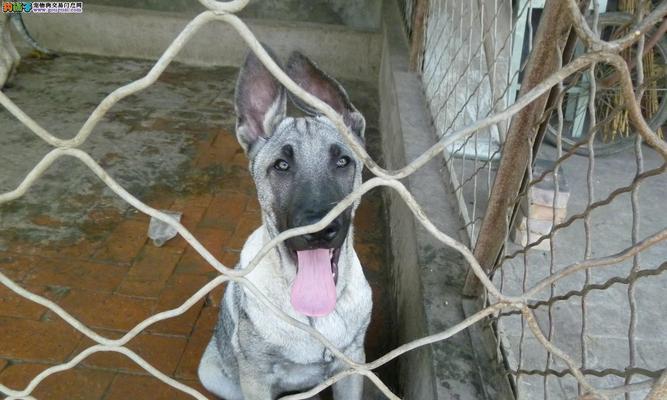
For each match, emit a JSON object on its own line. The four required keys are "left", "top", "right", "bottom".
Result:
{"left": 0, "top": 55, "right": 396, "bottom": 399}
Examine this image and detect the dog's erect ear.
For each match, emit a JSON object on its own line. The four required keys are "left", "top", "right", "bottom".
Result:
{"left": 286, "top": 51, "right": 365, "bottom": 139}
{"left": 234, "top": 47, "right": 286, "bottom": 155}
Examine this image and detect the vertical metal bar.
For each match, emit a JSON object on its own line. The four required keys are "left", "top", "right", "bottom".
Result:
{"left": 479, "top": 0, "right": 510, "bottom": 145}
{"left": 423, "top": 0, "right": 452, "bottom": 86}
{"left": 471, "top": 0, "right": 484, "bottom": 241}
{"left": 463, "top": 0, "right": 579, "bottom": 297}
{"left": 544, "top": 40, "right": 566, "bottom": 400}
{"left": 409, "top": 0, "right": 429, "bottom": 71}
{"left": 580, "top": 7, "right": 599, "bottom": 395}
{"left": 580, "top": 63, "right": 598, "bottom": 397}
{"left": 517, "top": 136, "right": 535, "bottom": 399}
{"left": 508, "top": 0, "right": 530, "bottom": 106}
{"left": 626, "top": 5, "right": 647, "bottom": 396}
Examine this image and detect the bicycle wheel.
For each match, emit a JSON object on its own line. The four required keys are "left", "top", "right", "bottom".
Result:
{"left": 544, "top": 12, "right": 667, "bottom": 157}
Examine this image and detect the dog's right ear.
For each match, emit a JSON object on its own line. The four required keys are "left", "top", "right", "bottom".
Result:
{"left": 234, "top": 47, "right": 286, "bottom": 155}
{"left": 285, "top": 51, "right": 365, "bottom": 140}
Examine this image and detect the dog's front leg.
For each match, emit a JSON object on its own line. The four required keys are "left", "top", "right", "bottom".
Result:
{"left": 0, "top": 18, "right": 17, "bottom": 88}
{"left": 331, "top": 339, "right": 365, "bottom": 400}
{"left": 238, "top": 360, "right": 275, "bottom": 400}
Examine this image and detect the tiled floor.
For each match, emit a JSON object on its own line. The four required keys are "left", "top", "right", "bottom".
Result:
{"left": 0, "top": 54, "right": 394, "bottom": 399}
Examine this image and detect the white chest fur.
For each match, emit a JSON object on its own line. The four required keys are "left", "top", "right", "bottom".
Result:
{"left": 237, "top": 227, "right": 373, "bottom": 365}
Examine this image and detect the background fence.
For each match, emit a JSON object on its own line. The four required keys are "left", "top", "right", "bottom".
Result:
{"left": 405, "top": 0, "right": 667, "bottom": 398}
{"left": 1, "top": 0, "right": 666, "bottom": 399}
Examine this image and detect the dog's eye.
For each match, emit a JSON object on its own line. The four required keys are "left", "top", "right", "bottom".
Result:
{"left": 336, "top": 156, "right": 350, "bottom": 168}
{"left": 274, "top": 159, "right": 290, "bottom": 171}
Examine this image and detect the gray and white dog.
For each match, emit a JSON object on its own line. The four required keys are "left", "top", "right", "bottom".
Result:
{"left": 197, "top": 48, "right": 372, "bottom": 400}
{"left": 0, "top": 14, "right": 21, "bottom": 88}
{"left": 0, "top": 14, "right": 56, "bottom": 88}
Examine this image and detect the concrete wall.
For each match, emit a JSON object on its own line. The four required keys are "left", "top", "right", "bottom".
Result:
{"left": 22, "top": 5, "right": 381, "bottom": 81}
{"left": 377, "top": 1, "right": 513, "bottom": 399}
{"left": 82, "top": 0, "right": 382, "bottom": 31}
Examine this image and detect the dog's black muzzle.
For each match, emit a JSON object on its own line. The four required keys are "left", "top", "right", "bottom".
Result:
{"left": 284, "top": 209, "right": 351, "bottom": 252}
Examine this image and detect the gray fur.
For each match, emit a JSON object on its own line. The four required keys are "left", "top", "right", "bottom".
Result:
{"left": 199, "top": 49, "right": 372, "bottom": 400}
{"left": 1, "top": 14, "right": 57, "bottom": 88}
{"left": 9, "top": 14, "right": 57, "bottom": 56}
{"left": 0, "top": 14, "right": 20, "bottom": 88}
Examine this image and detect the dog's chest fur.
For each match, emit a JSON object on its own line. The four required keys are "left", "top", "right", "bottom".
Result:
{"left": 235, "top": 227, "right": 372, "bottom": 363}
{"left": 208, "top": 226, "right": 372, "bottom": 393}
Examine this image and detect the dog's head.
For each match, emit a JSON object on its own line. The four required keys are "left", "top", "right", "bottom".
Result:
{"left": 234, "top": 48, "right": 365, "bottom": 317}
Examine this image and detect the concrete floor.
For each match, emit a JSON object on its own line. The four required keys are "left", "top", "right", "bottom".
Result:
{"left": 451, "top": 132, "right": 667, "bottom": 398}
{"left": 491, "top": 142, "right": 667, "bottom": 399}
{"left": 0, "top": 54, "right": 395, "bottom": 399}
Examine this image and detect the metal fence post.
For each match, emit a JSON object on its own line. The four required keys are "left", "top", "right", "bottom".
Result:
{"left": 463, "top": 0, "right": 581, "bottom": 297}
{"left": 409, "top": 0, "right": 428, "bottom": 71}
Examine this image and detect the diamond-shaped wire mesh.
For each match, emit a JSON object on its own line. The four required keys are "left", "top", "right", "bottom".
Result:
{"left": 416, "top": 0, "right": 667, "bottom": 399}
{"left": 1, "top": 0, "right": 667, "bottom": 399}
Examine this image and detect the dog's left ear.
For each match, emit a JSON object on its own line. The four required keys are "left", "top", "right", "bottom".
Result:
{"left": 286, "top": 51, "right": 365, "bottom": 140}
{"left": 235, "top": 47, "right": 287, "bottom": 156}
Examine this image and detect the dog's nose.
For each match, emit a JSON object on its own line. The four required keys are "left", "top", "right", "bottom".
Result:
{"left": 303, "top": 220, "right": 340, "bottom": 244}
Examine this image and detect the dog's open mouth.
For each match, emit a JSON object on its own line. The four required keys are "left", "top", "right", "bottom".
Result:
{"left": 289, "top": 247, "right": 341, "bottom": 317}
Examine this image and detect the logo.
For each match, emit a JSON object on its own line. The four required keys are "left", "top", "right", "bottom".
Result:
{"left": 2, "top": 2, "right": 83, "bottom": 13}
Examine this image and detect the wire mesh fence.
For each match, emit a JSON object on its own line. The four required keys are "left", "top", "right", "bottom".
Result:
{"left": 418, "top": 0, "right": 667, "bottom": 399}
{"left": 0, "top": 0, "right": 666, "bottom": 399}
{"left": 420, "top": 0, "right": 514, "bottom": 244}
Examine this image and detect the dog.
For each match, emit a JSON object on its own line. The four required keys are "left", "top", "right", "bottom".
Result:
{"left": 0, "top": 14, "right": 21, "bottom": 88}
{"left": 198, "top": 47, "right": 372, "bottom": 400}
{"left": 0, "top": 14, "right": 56, "bottom": 88}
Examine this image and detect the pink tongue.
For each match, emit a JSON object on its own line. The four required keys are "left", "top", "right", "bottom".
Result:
{"left": 290, "top": 249, "right": 336, "bottom": 317}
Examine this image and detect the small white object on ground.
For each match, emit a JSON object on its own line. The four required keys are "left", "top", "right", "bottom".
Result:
{"left": 148, "top": 210, "right": 183, "bottom": 247}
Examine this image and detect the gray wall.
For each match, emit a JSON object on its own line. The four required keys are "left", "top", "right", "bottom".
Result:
{"left": 22, "top": 4, "right": 381, "bottom": 81}
{"left": 83, "top": 0, "right": 382, "bottom": 31}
